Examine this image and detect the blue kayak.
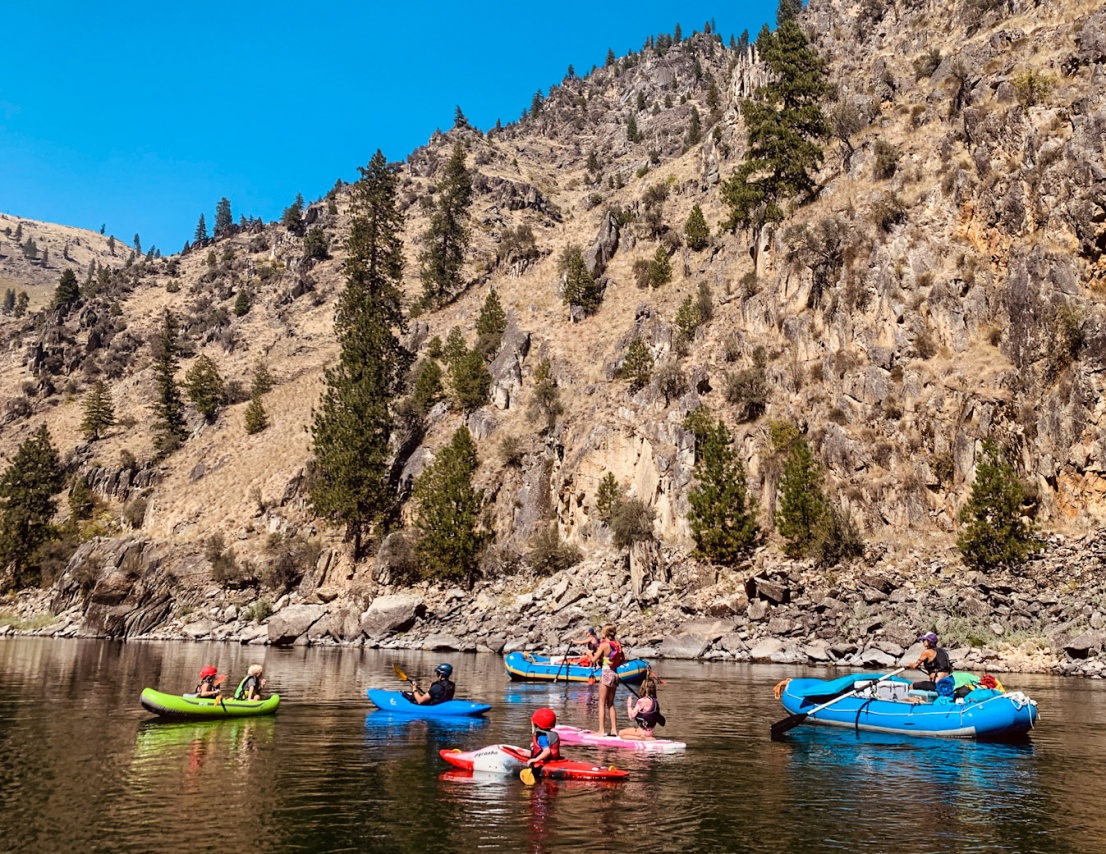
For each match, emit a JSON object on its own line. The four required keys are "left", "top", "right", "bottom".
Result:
{"left": 779, "top": 674, "right": 1038, "bottom": 740}
{"left": 366, "top": 688, "right": 491, "bottom": 717}
{"left": 504, "top": 651, "right": 650, "bottom": 684}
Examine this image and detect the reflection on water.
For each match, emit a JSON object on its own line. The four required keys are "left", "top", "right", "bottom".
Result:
{"left": 1, "top": 638, "right": 1105, "bottom": 852}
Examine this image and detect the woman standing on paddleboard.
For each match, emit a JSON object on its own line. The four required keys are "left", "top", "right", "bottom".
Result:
{"left": 590, "top": 624, "right": 624, "bottom": 736}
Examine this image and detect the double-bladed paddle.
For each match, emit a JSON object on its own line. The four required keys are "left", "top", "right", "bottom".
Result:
{"left": 770, "top": 667, "right": 907, "bottom": 739}
{"left": 520, "top": 766, "right": 537, "bottom": 785}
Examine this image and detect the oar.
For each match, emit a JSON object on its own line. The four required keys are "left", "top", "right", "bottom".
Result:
{"left": 520, "top": 766, "right": 537, "bottom": 785}
{"left": 770, "top": 668, "right": 906, "bottom": 739}
{"left": 552, "top": 641, "right": 573, "bottom": 684}
{"left": 392, "top": 662, "right": 416, "bottom": 688}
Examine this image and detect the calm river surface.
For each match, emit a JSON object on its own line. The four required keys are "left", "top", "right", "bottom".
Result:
{"left": 2, "top": 638, "right": 1105, "bottom": 853}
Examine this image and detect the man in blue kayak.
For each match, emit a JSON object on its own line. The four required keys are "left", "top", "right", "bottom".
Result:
{"left": 409, "top": 663, "right": 456, "bottom": 705}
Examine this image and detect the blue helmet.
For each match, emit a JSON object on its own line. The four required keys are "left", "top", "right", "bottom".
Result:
{"left": 435, "top": 663, "right": 453, "bottom": 678}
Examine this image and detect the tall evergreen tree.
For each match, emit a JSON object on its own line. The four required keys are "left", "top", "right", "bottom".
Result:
{"left": 688, "top": 416, "right": 759, "bottom": 564}
{"left": 184, "top": 355, "right": 227, "bottom": 423}
{"left": 626, "top": 114, "right": 643, "bottom": 143}
{"left": 214, "top": 197, "right": 233, "bottom": 236}
{"left": 737, "top": 29, "right": 750, "bottom": 56}
{"left": 194, "top": 213, "right": 208, "bottom": 243}
{"left": 450, "top": 348, "right": 492, "bottom": 412}
{"left": 14, "top": 291, "right": 28, "bottom": 318}
{"left": 244, "top": 390, "right": 269, "bottom": 434}
{"left": 562, "top": 246, "right": 602, "bottom": 315}
{"left": 476, "top": 288, "right": 508, "bottom": 357}
{"left": 133, "top": 233, "right": 142, "bottom": 254}
{"left": 685, "top": 204, "right": 710, "bottom": 251}
{"left": 52, "top": 268, "right": 80, "bottom": 308}
{"left": 606, "top": 48, "right": 616, "bottom": 67}
{"left": 777, "top": 0, "right": 803, "bottom": 25}
{"left": 419, "top": 143, "right": 472, "bottom": 307}
{"left": 685, "top": 106, "right": 702, "bottom": 146}
{"left": 721, "top": 21, "right": 828, "bottom": 266}
{"left": 80, "top": 380, "right": 116, "bottom": 441}
{"left": 0, "top": 425, "right": 64, "bottom": 589}
{"left": 151, "top": 310, "right": 189, "bottom": 457}
{"left": 595, "top": 472, "right": 622, "bottom": 523}
{"left": 957, "top": 440, "right": 1038, "bottom": 570}
{"left": 282, "top": 193, "right": 305, "bottom": 234}
{"left": 622, "top": 337, "right": 654, "bottom": 390}
{"left": 2, "top": 289, "right": 14, "bottom": 315}
{"left": 310, "top": 151, "right": 412, "bottom": 560}
{"left": 413, "top": 426, "right": 489, "bottom": 588}
{"left": 775, "top": 436, "right": 828, "bottom": 557}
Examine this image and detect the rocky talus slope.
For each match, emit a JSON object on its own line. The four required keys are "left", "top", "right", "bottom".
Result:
{"left": 3, "top": 2, "right": 1106, "bottom": 678}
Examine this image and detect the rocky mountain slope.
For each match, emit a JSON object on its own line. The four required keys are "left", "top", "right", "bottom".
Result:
{"left": 3, "top": 0, "right": 1106, "bottom": 672}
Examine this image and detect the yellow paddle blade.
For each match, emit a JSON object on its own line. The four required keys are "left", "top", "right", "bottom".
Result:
{"left": 392, "top": 663, "right": 408, "bottom": 683}
{"left": 520, "top": 767, "right": 536, "bottom": 786}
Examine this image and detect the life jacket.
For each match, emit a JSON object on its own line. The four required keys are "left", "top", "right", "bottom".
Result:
{"left": 427, "top": 679, "right": 455, "bottom": 704}
{"left": 195, "top": 676, "right": 217, "bottom": 695}
{"left": 235, "top": 674, "right": 261, "bottom": 701}
{"left": 530, "top": 729, "right": 561, "bottom": 762}
{"left": 634, "top": 696, "right": 664, "bottom": 728}
{"left": 923, "top": 647, "right": 951, "bottom": 676}
{"left": 606, "top": 639, "right": 625, "bottom": 668}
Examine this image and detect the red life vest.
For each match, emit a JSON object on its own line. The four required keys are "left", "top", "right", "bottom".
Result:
{"left": 530, "top": 729, "right": 561, "bottom": 762}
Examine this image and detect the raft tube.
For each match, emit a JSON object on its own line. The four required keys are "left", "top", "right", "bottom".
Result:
{"left": 503, "top": 651, "right": 649, "bottom": 684}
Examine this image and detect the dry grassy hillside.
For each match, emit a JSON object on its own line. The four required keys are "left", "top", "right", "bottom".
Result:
{"left": 2, "top": 1, "right": 1105, "bottom": 605}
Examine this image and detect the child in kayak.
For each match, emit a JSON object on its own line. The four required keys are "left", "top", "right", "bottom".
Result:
{"left": 411, "top": 663, "right": 455, "bottom": 705}
{"left": 195, "top": 665, "right": 223, "bottom": 698}
{"left": 618, "top": 676, "right": 664, "bottom": 740}
{"left": 235, "top": 664, "right": 266, "bottom": 701}
{"left": 527, "top": 708, "right": 561, "bottom": 768}
{"left": 589, "top": 624, "right": 624, "bottom": 736}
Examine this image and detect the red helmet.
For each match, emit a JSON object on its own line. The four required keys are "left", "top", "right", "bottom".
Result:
{"left": 531, "top": 708, "right": 556, "bottom": 729}
{"left": 200, "top": 665, "right": 218, "bottom": 678}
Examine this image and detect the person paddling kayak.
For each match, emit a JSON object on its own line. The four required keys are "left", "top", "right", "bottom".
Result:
{"left": 528, "top": 708, "right": 561, "bottom": 770}
{"left": 409, "top": 663, "right": 456, "bottom": 705}
{"left": 195, "top": 665, "right": 223, "bottom": 698}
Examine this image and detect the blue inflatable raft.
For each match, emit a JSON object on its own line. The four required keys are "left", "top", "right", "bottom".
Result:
{"left": 366, "top": 688, "right": 491, "bottom": 717}
{"left": 779, "top": 673, "right": 1038, "bottom": 740}
{"left": 504, "top": 651, "right": 650, "bottom": 684}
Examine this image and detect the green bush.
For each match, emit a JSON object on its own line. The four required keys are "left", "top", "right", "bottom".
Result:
{"left": 610, "top": 497, "right": 655, "bottom": 549}
{"left": 957, "top": 440, "right": 1038, "bottom": 570}
{"left": 527, "top": 524, "right": 582, "bottom": 575}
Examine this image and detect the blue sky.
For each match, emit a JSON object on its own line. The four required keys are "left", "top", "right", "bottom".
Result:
{"left": 1, "top": 1, "right": 776, "bottom": 254}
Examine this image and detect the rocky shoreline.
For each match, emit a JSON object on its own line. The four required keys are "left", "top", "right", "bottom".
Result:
{"left": 4, "top": 530, "right": 1106, "bottom": 680}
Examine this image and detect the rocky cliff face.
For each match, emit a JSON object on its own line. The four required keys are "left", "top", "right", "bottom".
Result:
{"left": 2, "top": 3, "right": 1106, "bottom": 665}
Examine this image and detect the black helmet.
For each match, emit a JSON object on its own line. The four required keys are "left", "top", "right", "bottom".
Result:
{"left": 435, "top": 663, "right": 453, "bottom": 678}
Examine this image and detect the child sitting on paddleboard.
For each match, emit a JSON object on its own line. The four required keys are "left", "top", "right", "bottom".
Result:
{"left": 618, "top": 676, "right": 665, "bottom": 740}
{"left": 195, "top": 665, "right": 223, "bottom": 698}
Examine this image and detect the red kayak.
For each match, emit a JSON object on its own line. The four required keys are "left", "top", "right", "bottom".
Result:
{"left": 438, "top": 744, "right": 629, "bottom": 781}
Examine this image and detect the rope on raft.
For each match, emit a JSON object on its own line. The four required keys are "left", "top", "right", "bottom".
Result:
{"left": 773, "top": 678, "right": 791, "bottom": 701}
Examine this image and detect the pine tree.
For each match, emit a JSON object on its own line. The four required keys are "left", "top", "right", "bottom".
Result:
{"left": 684, "top": 204, "right": 710, "bottom": 251}
{"left": 214, "top": 197, "right": 233, "bottom": 236}
{"left": 527, "top": 358, "right": 563, "bottom": 428}
{"left": 409, "top": 358, "right": 444, "bottom": 416}
{"left": 674, "top": 22, "right": 683, "bottom": 42}
{"left": 685, "top": 106, "right": 702, "bottom": 147}
{"left": 194, "top": 213, "right": 208, "bottom": 243}
{"left": 419, "top": 143, "right": 472, "bottom": 307}
{"left": 957, "top": 440, "right": 1038, "bottom": 570}
{"left": 151, "top": 310, "right": 189, "bottom": 457}
{"left": 244, "top": 390, "right": 269, "bottom": 434}
{"left": 282, "top": 193, "right": 305, "bottom": 235}
{"left": 413, "top": 426, "right": 489, "bottom": 588}
{"left": 80, "top": 380, "right": 115, "bottom": 441}
{"left": 777, "top": 0, "right": 803, "bottom": 25}
{"left": 775, "top": 436, "right": 828, "bottom": 558}
{"left": 443, "top": 327, "right": 468, "bottom": 367}
{"left": 649, "top": 245, "right": 672, "bottom": 287}
{"left": 251, "top": 359, "right": 274, "bottom": 396}
{"left": 737, "top": 29, "right": 750, "bottom": 56}
{"left": 52, "top": 268, "right": 80, "bottom": 308}
{"left": 562, "top": 245, "right": 602, "bottom": 315}
{"left": 688, "top": 416, "right": 759, "bottom": 564}
{"left": 450, "top": 348, "right": 492, "bottom": 412}
{"left": 531, "top": 90, "right": 544, "bottom": 116}
{"left": 14, "top": 292, "right": 28, "bottom": 318}
{"left": 476, "top": 288, "right": 508, "bottom": 357}
{"left": 721, "top": 21, "right": 828, "bottom": 265}
{"left": 233, "top": 289, "right": 250, "bottom": 316}
{"left": 596, "top": 472, "right": 622, "bottom": 523}
{"left": 627, "top": 114, "right": 643, "bottom": 143}
{"left": 454, "top": 105, "right": 468, "bottom": 128}
{"left": 133, "top": 233, "right": 142, "bottom": 254}
{"left": 606, "top": 48, "right": 616, "bottom": 67}
{"left": 2, "top": 289, "right": 14, "bottom": 315}
{"left": 0, "top": 425, "right": 64, "bottom": 589}
{"left": 303, "top": 226, "right": 329, "bottom": 260}
{"left": 69, "top": 477, "right": 95, "bottom": 521}
{"left": 622, "top": 337, "right": 654, "bottom": 390}
{"left": 185, "top": 355, "right": 226, "bottom": 423}
{"left": 310, "top": 151, "right": 412, "bottom": 560}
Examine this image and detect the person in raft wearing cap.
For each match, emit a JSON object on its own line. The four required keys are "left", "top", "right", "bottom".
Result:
{"left": 195, "top": 666, "right": 223, "bottom": 698}
{"left": 907, "top": 632, "right": 951, "bottom": 691}
{"left": 567, "top": 626, "right": 600, "bottom": 665}
{"left": 234, "top": 664, "right": 266, "bottom": 701}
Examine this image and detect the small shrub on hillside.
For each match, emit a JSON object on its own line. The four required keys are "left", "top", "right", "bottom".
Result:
{"left": 871, "top": 193, "right": 907, "bottom": 233}
{"left": 811, "top": 505, "right": 865, "bottom": 567}
{"left": 122, "top": 495, "right": 148, "bottom": 529}
{"left": 610, "top": 497, "right": 655, "bottom": 549}
{"left": 243, "top": 599, "right": 273, "bottom": 623}
{"left": 527, "top": 524, "right": 582, "bottom": 576}
{"left": 621, "top": 337, "right": 654, "bottom": 391}
{"left": 527, "top": 358, "right": 563, "bottom": 429}
{"left": 724, "top": 347, "right": 768, "bottom": 422}
{"left": 913, "top": 48, "right": 942, "bottom": 80}
{"left": 1012, "top": 69, "right": 1054, "bottom": 107}
{"left": 303, "top": 226, "right": 329, "bottom": 260}
{"left": 500, "top": 435, "right": 525, "bottom": 468}
{"left": 264, "top": 532, "right": 322, "bottom": 592}
{"left": 873, "top": 139, "right": 900, "bottom": 180}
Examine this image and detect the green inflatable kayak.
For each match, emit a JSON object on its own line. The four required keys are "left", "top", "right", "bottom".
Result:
{"left": 139, "top": 687, "right": 280, "bottom": 720}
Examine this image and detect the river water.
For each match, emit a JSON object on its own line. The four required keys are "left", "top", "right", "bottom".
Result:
{"left": 1, "top": 638, "right": 1104, "bottom": 853}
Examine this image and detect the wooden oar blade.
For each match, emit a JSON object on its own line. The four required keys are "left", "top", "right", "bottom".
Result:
{"left": 770, "top": 712, "right": 808, "bottom": 739}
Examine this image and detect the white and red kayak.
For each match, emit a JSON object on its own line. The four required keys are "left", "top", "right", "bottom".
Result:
{"left": 553, "top": 725, "right": 686, "bottom": 753}
{"left": 438, "top": 744, "right": 629, "bottom": 780}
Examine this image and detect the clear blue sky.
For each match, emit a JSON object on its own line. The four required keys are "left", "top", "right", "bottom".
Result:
{"left": 1, "top": 1, "right": 776, "bottom": 254}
